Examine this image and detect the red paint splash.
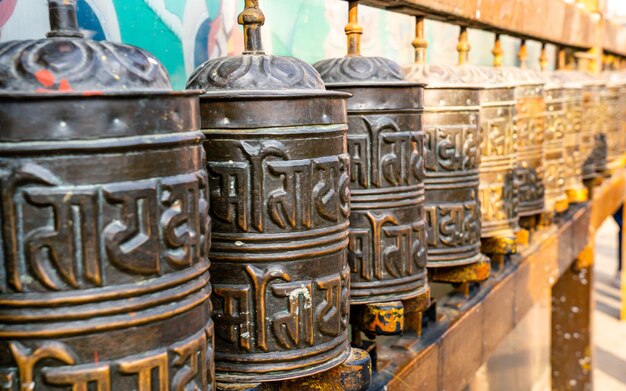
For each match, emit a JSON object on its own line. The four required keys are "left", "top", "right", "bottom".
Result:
{"left": 35, "top": 69, "right": 55, "bottom": 87}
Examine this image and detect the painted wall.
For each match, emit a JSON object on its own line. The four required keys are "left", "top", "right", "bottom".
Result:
{"left": 0, "top": 0, "right": 553, "bottom": 90}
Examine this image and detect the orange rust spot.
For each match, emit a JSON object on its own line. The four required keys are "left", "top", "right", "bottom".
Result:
{"left": 35, "top": 69, "right": 55, "bottom": 87}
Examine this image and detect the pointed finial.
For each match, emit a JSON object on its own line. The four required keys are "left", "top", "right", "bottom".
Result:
{"left": 412, "top": 16, "right": 427, "bottom": 65}
{"left": 238, "top": 0, "right": 265, "bottom": 54}
{"left": 539, "top": 43, "right": 548, "bottom": 71}
{"left": 457, "top": 26, "right": 470, "bottom": 65}
{"left": 517, "top": 39, "right": 528, "bottom": 68}
{"left": 345, "top": 1, "right": 363, "bottom": 56}
{"left": 492, "top": 34, "right": 503, "bottom": 68}
{"left": 47, "top": 0, "right": 83, "bottom": 38}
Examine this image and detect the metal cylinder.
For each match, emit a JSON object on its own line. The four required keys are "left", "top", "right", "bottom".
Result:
{"left": 603, "top": 72, "right": 624, "bottom": 171}
{"left": 0, "top": 3, "right": 213, "bottom": 389}
{"left": 543, "top": 74, "right": 569, "bottom": 213}
{"left": 187, "top": 5, "right": 351, "bottom": 379}
{"left": 404, "top": 64, "right": 485, "bottom": 279}
{"left": 313, "top": 57, "right": 429, "bottom": 308}
{"left": 500, "top": 68, "right": 546, "bottom": 220}
{"left": 552, "top": 71, "right": 589, "bottom": 203}
{"left": 456, "top": 65, "right": 519, "bottom": 244}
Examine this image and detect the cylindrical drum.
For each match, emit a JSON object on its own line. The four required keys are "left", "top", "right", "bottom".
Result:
{"left": 556, "top": 72, "right": 597, "bottom": 183}
{"left": 0, "top": 2, "right": 214, "bottom": 390}
{"left": 456, "top": 65, "right": 519, "bottom": 244}
{"left": 543, "top": 74, "right": 569, "bottom": 213}
{"left": 187, "top": 34, "right": 351, "bottom": 382}
{"left": 553, "top": 72, "right": 588, "bottom": 203}
{"left": 404, "top": 64, "right": 484, "bottom": 278}
{"left": 501, "top": 68, "right": 546, "bottom": 220}
{"left": 583, "top": 75, "right": 608, "bottom": 176}
{"left": 313, "top": 56, "right": 429, "bottom": 307}
{"left": 603, "top": 72, "right": 623, "bottom": 170}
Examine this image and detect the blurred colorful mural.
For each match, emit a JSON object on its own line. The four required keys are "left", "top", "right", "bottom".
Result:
{"left": 0, "top": 0, "right": 551, "bottom": 89}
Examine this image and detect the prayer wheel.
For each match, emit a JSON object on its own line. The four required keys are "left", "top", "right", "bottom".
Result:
{"left": 456, "top": 34, "right": 519, "bottom": 259}
{"left": 550, "top": 70, "right": 589, "bottom": 204}
{"left": 498, "top": 45, "right": 546, "bottom": 226}
{"left": 542, "top": 73, "right": 570, "bottom": 214}
{"left": 603, "top": 71, "right": 625, "bottom": 171}
{"left": 313, "top": 1, "right": 429, "bottom": 336}
{"left": 404, "top": 22, "right": 489, "bottom": 284}
{"left": 0, "top": 1, "right": 214, "bottom": 390}
{"left": 187, "top": 0, "right": 351, "bottom": 383}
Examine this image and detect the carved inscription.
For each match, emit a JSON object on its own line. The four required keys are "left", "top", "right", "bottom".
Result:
{"left": 347, "top": 116, "right": 424, "bottom": 189}
{"left": 481, "top": 112, "right": 514, "bottom": 158}
{"left": 213, "top": 265, "right": 349, "bottom": 352}
{"left": 207, "top": 141, "right": 350, "bottom": 233}
{"left": 6, "top": 323, "right": 214, "bottom": 390}
{"left": 424, "top": 124, "right": 480, "bottom": 173}
{"left": 425, "top": 192, "right": 480, "bottom": 248}
{"left": 480, "top": 173, "right": 516, "bottom": 223}
{"left": 348, "top": 212, "right": 427, "bottom": 282}
{"left": 0, "top": 162, "right": 210, "bottom": 293}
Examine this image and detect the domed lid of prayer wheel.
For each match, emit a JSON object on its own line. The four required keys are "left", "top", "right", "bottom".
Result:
{"left": 0, "top": 0, "right": 171, "bottom": 93}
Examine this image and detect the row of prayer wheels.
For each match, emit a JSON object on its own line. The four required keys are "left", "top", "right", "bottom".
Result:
{"left": 2, "top": 1, "right": 625, "bottom": 390}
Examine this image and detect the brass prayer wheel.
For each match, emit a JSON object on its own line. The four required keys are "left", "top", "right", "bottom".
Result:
{"left": 542, "top": 73, "right": 570, "bottom": 214}
{"left": 187, "top": 0, "right": 351, "bottom": 382}
{"left": 313, "top": 1, "right": 429, "bottom": 335}
{"left": 603, "top": 71, "right": 625, "bottom": 171}
{"left": 550, "top": 71, "right": 589, "bottom": 204}
{"left": 456, "top": 34, "right": 519, "bottom": 257}
{"left": 404, "top": 22, "right": 488, "bottom": 284}
{"left": 0, "top": 1, "right": 214, "bottom": 390}
{"left": 498, "top": 63, "right": 546, "bottom": 223}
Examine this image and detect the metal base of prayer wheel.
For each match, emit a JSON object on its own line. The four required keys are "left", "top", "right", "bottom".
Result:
{"left": 350, "top": 288, "right": 430, "bottom": 336}
{"left": 279, "top": 348, "right": 372, "bottom": 391}
{"left": 481, "top": 236, "right": 518, "bottom": 256}
{"left": 567, "top": 188, "right": 589, "bottom": 204}
{"left": 429, "top": 256, "right": 491, "bottom": 284}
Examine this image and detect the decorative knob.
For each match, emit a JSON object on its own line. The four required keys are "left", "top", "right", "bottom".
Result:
{"left": 47, "top": 0, "right": 83, "bottom": 38}
{"left": 492, "top": 34, "right": 503, "bottom": 68}
{"left": 539, "top": 43, "right": 548, "bottom": 71}
{"left": 457, "top": 26, "right": 470, "bottom": 65}
{"left": 412, "top": 16, "right": 427, "bottom": 65}
{"left": 345, "top": 1, "right": 363, "bottom": 56}
{"left": 517, "top": 40, "right": 528, "bottom": 68}
{"left": 239, "top": 0, "right": 266, "bottom": 55}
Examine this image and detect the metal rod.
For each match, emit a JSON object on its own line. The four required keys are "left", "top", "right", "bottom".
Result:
{"left": 457, "top": 26, "right": 470, "bottom": 65}
{"left": 539, "top": 43, "right": 548, "bottom": 71}
{"left": 413, "top": 16, "right": 427, "bottom": 64}
{"left": 492, "top": 34, "right": 503, "bottom": 68}
{"left": 517, "top": 39, "right": 528, "bottom": 68}
{"left": 238, "top": 0, "right": 265, "bottom": 55}
{"left": 47, "top": 0, "right": 83, "bottom": 38}
{"left": 346, "top": 0, "right": 363, "bottom": 56}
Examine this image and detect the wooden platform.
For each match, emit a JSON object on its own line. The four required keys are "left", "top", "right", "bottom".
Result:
{"left": 369, "top": 170, "right": 626, "bottom": 391}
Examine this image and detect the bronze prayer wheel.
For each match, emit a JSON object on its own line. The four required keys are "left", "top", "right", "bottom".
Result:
{"left": 498, "top": 66, "right": 546, "bottom": 222}
{"left": 579, "top": 72, "right": 609, "bottom": 177}
{"left": 555, "top": 71, "right": 598, "bottom": 184}
{"left": 404, "top": 23, "right": 488, "bottom": 284}
{"left": 456, "top": 34, "right": 519, "bottom": 257}
{"left": 551, "top": 72, "right": 589, "bottom": 204}
{"left": 313, "top": 1, "right": 429, "bottom": 336}
{"left": 0, "top": 1, "right": 214, "bottom": 390}
{"left": 187, "top": 0, "right": 351, "bottom": 383}
{"left": 542, "top": 73, "right": 570, "bottom": 214}
{"left": 603, "top": 71, "right": 625, "bottom": 171}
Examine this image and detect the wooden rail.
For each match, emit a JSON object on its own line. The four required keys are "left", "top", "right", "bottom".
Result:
{"left": 369, "top": 170, "right": 626, "bottom": 391}
{"left": 359, "top": 0, "right": 626, "bottom": 57}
